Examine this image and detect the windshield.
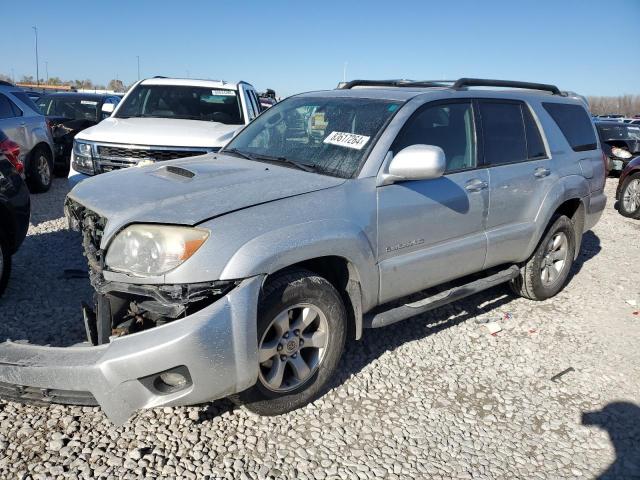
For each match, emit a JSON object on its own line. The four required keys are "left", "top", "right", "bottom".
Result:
{"left": 224, "top": 96, "right": 402, "bottom": 178}
{"left": 116, "top": 84, "right": 243, "bottom": 124}
{"left": 597, "top": 123, "right": 640, "bottom": 141}
{"left": 37, "top": 96, "right": 99, "bottom": 120}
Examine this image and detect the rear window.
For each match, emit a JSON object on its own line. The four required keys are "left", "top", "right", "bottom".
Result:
{"left": 543, "top": 102, "right": 597, "bottom": 152}
{"left": 10, "top": 91, "right": 42, "bottom": 114}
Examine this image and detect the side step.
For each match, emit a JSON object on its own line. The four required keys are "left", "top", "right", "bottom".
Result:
{"left": 364, "top": 265, "right": 520, "bottom": 329}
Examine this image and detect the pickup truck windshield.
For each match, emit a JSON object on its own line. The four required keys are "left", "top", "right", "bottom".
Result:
{"left": 116, "top": 85, "right": 243, "bottom": 125}
{"left": 224, "top": 97, "right": 401, "bottom": 178}
{"left": 37, "top": 96, "right": 99, "bottom": 121}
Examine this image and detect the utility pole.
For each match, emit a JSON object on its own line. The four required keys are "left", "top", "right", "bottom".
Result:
{"left": 45, "top": 61, "right": 49, "bottom": 84}
{"left": 32, "top": 26, "right": 39, "bottom": 86}
{"left": 137, "top": 56, "right": 140, "bottom": 81}
{"left": 10, "top": 68, "right": 15, "bottom": 84}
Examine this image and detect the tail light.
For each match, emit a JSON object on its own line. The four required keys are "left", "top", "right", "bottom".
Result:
{"left": 0, "top": 138, "right": 23, "bottom": 174}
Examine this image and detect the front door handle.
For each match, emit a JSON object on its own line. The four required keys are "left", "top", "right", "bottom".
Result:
{"left": 534, "top": 167, "right": 551, "bottom": 178}
{"left": 465, "top": 178, "right": 488, "bottom": 192}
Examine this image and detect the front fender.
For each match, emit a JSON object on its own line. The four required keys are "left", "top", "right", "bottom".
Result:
{"left": 219, "top": 219, "right": 379, "bottom": 312}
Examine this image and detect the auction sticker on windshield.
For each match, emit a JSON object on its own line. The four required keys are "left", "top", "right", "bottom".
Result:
{"left": 323, "top": 131, "right": 370, "bottom": 150}
{"left": 81, "top": 100, "right": 98, "bottom": 105}
{"left": 211, "top": 90, "right": 236, "bottom": 96}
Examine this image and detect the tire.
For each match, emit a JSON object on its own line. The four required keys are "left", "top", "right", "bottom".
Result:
{"left": 27, "top": 146, "right": 53, "bottom": 193}
{"left": 234, "top": 269, "right": 347, "bottom": 416}
{"left": 618, "top": 173, "right": 640, "bottom": 219}
{"left": 510, "top": 215, "right": 576, "bottom": 301}
{"left": 0, "top": 231, "right": 11, "bottom": 298}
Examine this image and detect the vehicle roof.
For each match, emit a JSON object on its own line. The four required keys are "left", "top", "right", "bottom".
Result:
{"left": 39, "top": 92, "right": 112, "bottom": 100}
{"left": 298, "top": 86, "right": 585, "bottom": 105}
{"left": 139, "top": 77, "right": 247, "bottom": 90}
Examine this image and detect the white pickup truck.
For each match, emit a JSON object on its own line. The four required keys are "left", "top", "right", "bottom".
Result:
{"left": 69, "top": 77, "right": 262, "bottom": 184}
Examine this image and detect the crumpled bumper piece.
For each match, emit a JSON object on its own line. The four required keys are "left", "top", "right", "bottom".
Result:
{"left": 0, "top": 276, "right": 263, "bottom": 424}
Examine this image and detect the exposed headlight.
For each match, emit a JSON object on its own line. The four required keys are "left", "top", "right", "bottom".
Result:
{"left": 105, "top": 225, "right": 210, "bottom": 276}
{"left": 611, "top": 146, "right": 632, "bottom": 159}
{"left": 72, "top": 140, "right": 95, "bottom": 174}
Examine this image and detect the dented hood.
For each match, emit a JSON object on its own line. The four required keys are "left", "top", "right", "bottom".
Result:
{"left": 75, "top": 117, "right": 241, "bottom": 148}
{"left": 68, "top": 154, "right": 345, "bottom": 242}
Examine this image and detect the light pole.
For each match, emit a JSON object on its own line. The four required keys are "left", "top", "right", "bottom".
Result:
{"left": 137, "top": 56, "right": 140, "bottom": 81}
{"left": 45, "top": 61, "right": 49, "bottom": 85}
{"left": 32, "top": 26, "right": 39, "bottom": 86}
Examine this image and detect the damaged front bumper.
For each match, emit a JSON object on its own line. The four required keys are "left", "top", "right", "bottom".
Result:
{"left": 0, "top": 276, "right": 263, "bottom": 424}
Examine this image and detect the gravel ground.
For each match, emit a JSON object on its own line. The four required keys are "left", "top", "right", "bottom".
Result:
{"left": 0, "top": 177, "right": 639, "bottom": 480}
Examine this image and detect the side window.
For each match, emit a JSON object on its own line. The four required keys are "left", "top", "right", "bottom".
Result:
{"left": 392, "top": 101, "right": 476, "bottom": 172}
{"left": 479, "top": 101, "right": 527, "bottom": 165}
{"left": 0, "top": 94, "right": 16, "bottom": 119}
{"left": 542, "top": 102, "right": 597, "bottom": 152}
{"left": 523, "top": 106, "right": 547, "bottom": 159}
{"left": 249, "top": 90, "right": 261, "bottom": 114}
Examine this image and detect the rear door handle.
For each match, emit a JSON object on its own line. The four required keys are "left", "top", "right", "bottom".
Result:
{"left": 465, "top": 178, "right": 488, "bottom": 192}
{"left": 534, "top": 167, "right": 551, "bottom": 178}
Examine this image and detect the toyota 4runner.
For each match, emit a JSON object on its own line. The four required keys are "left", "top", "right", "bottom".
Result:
{"left": 0, "top": 78, "right": 606, "bottom": 424}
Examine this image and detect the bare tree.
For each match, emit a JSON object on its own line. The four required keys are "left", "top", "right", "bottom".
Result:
{"left": 588, "top": 95, "right": 640, "bottom": 116}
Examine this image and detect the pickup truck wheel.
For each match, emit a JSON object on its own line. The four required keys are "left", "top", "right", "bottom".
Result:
{"left": 510, "top": 215, "right": 576, "bottom": 301}
{"left": 235, "top": 269, "right": 346, "bottom": 416}
{"left": 619, "top": 174, "right": 640, "bottom": 219}
{"left": 0, "top": 232, "right": 11, "bottom": 297}
{"left": 27, "top": 146, "right": 53, "bottom": 193}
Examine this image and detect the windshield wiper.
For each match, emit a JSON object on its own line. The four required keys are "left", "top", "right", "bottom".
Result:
{"left": 222, "top": 148, "right": 255, "bottom": 161}
{"left": 252, "top": 154, "right": 317, "bottom": 173}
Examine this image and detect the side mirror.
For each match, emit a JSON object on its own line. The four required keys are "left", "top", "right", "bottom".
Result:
{"left": 386, "top": 144, "right": 446, "bottom": 183}
{"left": 101, "top": 103, "right": 115, "bottom": 115}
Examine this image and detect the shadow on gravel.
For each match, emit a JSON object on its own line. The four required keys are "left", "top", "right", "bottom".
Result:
{"left": 582, "top": 402, "right": 640, "bottom": 479}
{"left": 570, "top": 230, "right": 602, "bottom": 278}
{"left": 334, "top": 287, "right": 515, "bottom": 390}
{"left": 29, "top": 178, "right": 71, "bottom": 226}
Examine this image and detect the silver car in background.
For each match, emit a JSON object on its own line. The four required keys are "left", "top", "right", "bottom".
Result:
{"left": 0, "top": 81, "right": 55, "bottom": 192}
{"left": 0, "top": 78, "right": 606, "bottom": 423}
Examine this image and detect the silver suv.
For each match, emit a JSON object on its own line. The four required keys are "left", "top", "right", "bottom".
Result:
{"left": 0, "top": 78, "right": 606, "bottom": 423}
{"left": 0, "top": 81, "right": 55, "bottom": 192}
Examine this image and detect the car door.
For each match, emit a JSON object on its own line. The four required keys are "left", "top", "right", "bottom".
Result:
{"left": 0, "top": 93, "right": 27, "bottom": 152}
{"left": 377, "top": 100, "right": 489, "bottom": 304}
{"left": 477, "top": 99, "right": 558, "bottom": 268}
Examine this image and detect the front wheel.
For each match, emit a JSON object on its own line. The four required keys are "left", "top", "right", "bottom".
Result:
{"left": 235, "top": 269, "right": 346, "bottom": 416}
{"left": 510, "top": 215, "right": 576, "bottom": 301}
{"left": 619, "top": 173, "right": 640, "bottom": 219}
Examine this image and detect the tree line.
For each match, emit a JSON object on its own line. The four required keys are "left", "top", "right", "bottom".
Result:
{"left": 587, "top": 95, "right": 640, "bottom": 117}
{"left": 0, "top": 73, "right": 127, "bottom": 92}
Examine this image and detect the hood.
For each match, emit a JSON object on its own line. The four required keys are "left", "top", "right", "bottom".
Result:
{"left": 75, "top": 117, "right": 242, "bottom": 148}
{"left": 68, "top": 154, "right": 345, "bottom": 242}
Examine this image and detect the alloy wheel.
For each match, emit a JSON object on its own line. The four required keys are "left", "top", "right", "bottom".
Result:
{"left": 258, "top": 303, "right": 329, "bottom": 393}
{"left": 540, "top": 232, "right": 569, "bottom": 286}
{"left": 37, "top": 155, "right": 51, "bottom": 186}
{"left": 622, "top": 179, "right": 640, "bottom": 213}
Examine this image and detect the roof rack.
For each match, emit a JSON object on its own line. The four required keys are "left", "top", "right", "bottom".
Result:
{"left": 452, "top": 78, "right": 562, "bottom": 96}
{"left": 339, "top": 79, "right": 451, "bottom": 89}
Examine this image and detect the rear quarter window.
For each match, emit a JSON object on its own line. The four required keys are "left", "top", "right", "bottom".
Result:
{"left": 542, "top": 102, "right": 597, "bottom": 152}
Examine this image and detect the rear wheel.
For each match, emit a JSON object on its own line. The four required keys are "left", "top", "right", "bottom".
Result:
{"left": 510, "top": 215, "right": 576, "bottom": 301}
{"left": 234, "top": 269, "right": 346, "bottom": 416}
{"left": 0, "top": 231, "right": 11, "bottom": 298}
{"left": 619, "top": 174, "right": 640, "bottom": 219}
{"left": 27, "top": 146, "right": 53, "bottom": 193}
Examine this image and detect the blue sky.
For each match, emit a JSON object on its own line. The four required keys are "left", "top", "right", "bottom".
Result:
{"left": 3, "top": 0, "right": 639, "bottom": 97}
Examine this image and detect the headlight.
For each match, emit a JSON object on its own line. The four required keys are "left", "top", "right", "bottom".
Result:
{"left": 611, "top": 146, "right": 632, "bottom": 159}
{"left": 105, "top": 225, "right": 210, "bottom": 276}
{"left": 72, "top": 140, "right": 95, "bottom": 174}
